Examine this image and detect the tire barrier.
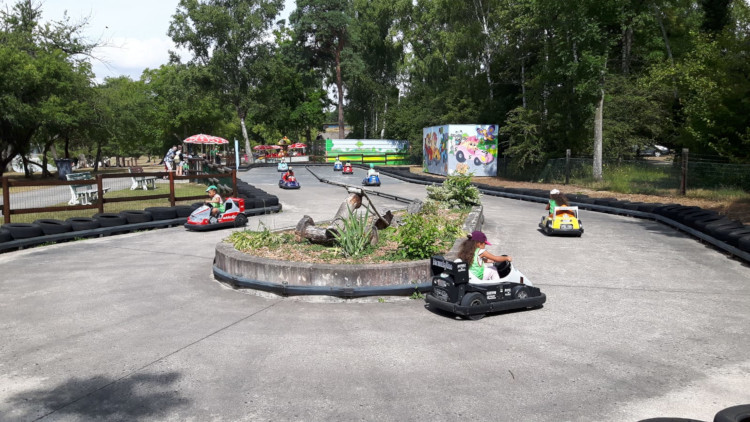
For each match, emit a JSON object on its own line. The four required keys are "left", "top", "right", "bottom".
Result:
{"left": 33, "top": 219, "right": 73, "bottom": 235}
{"left": 636, "top": 403, "right": 750, "bottom": 422}
{"left": 0, "top": 228, "right": 12, "bottom": 243}
{"left": 119, "top": 210, "right": 154, "bottom": 224}
{"left": 2, "top": 223, "right": 44, "bottom": 239}
{"left": 0, "top": 200, "right": 282, "bottom": 253}
{"left": 714, "top": 404, "right": 750, "bottom": 422}
{"left": 374, "top": 167, "right": 750, "bottom": 264}
{"left": 145, "top": 207, "right": 178, "bottom": 220}
{"left": 66, "top": 217, "right": 100, "bottom": 231}
{"left": 92, "top": 213, "right": 128, "bottom": 227}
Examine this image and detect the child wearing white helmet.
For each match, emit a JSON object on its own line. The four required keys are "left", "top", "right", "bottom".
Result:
{"left": 546, "top": 188, "right": 569, "bottom": 217}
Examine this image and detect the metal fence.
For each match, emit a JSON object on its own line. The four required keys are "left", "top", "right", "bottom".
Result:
{"left": 496, "top": 151, "right": 750, "bottom": 193}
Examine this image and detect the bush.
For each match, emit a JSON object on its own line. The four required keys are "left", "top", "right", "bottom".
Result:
{"left": 426, "top": 174, "right": 481, "bottom": 208}
{"left": 395, "top": 213, "right": 442, "bottom": 259}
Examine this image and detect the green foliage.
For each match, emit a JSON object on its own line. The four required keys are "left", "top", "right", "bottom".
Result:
{"left": 229, "top": 224, "right": 290, "bottom": 251}
{"left": 331, "top": 206, "right": 371, "bottom": 258}
{"left": 394, "top": 213, "right": 441, "bottom": 260}
{"left": 426, "top": 174, "right": 481, "bottom": 208}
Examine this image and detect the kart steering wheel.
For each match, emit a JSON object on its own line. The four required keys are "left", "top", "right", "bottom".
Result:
{"left": 493, "top": 258, "right": 512, "bottom": 278}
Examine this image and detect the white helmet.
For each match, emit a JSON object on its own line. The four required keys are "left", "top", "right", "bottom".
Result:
{"left": 550, "top": 189, "right": 560, "bottom": 195}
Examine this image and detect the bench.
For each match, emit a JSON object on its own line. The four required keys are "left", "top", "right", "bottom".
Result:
{"left": 129, "top": 166, "right": 157, "bottom": 190}
{"left": 66, "top": 172, "right": 110, "bottom": 205}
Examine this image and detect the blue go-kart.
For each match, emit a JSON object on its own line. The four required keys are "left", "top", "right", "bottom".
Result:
{"left": 279, "top": 175, "right": 300, "bottom": 189}
{"left": 362, "top": 174, "right": 381, "bottom": 187}
{"left": 333, "top": 162, "right": 343, "bottom": 171}
{"left": 277, "top": 161, "right": 289, "bottom": 172}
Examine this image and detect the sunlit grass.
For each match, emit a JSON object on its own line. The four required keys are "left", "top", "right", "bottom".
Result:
{"left": 7, "top": 182, "right": 209, "bottom": 223}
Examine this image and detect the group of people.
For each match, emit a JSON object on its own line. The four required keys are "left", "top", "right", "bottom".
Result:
{"left": 459, "top": 188, "right": 567, "bottom": 284}
{"left": 163, "top": 145, "right": 189, "bottom": 176}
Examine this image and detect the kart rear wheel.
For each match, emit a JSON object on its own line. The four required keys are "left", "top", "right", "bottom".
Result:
{"left": 461, "top": 292, "right": 487, "bottom": 321}
{"left": 234, "top": 213, "right": 248, "bottom": 227}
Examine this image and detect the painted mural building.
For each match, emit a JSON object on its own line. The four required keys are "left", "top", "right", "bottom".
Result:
{"left": 423, "top": 124, "right": 498, "bottom": 176}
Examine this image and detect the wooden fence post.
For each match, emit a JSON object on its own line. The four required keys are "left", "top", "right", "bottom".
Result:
{"left": 232, "top": 169, "right": 237, "bottom": 197}
{"left": 96, "top": 174, "right": 105, "bottom": 214}
{"left": 2, "top": 177, "right": 10, "bottom": 224}
{"left": 565, "top": 149, "right": 571, "bottom": 185}
{"left": 680, "top": 148, "right": 689, "bottom": 196}
{"left": 169, "top": 171, "right": 176, "bottom": 206}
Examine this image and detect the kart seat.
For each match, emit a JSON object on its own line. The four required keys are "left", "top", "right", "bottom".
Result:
{"left": 554, "top": 206, "right": 578, "bottom": 218}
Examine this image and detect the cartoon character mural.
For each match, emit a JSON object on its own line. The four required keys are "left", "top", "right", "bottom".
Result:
{"left": 423, "top": 125, "right": 449, "bottom": 174}
{"left": 423, "top": 124, "right": 497, "bottom": 176}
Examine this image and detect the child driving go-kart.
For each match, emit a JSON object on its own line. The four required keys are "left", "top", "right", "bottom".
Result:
{"left": 205, "top": 185, "right": 225, "bottom": 221}
{"left": 282, "top": 167, "right": 295, "bottom": 182}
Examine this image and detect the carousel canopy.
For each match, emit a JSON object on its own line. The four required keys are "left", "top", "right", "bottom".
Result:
{"left": 183, "top": 134, "right": 229, "bottom": 144}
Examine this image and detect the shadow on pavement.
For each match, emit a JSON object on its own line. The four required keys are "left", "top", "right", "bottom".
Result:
{"left": 8, "top": 371, "right": 187, "bottom": 420}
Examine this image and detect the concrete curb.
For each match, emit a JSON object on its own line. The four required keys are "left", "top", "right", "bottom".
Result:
{"left": 213, "top": 206, "right": 484, "bottom": 297}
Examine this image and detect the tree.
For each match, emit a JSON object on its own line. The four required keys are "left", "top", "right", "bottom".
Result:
{"left": 142, "top": 63, "right": 235, "bottom": 155}
{"left": 169, "top": 0, "right": 284, "bottom": 162}
{"left": 291, "top": 0, "right": 352, "bottom": 139}
{"left": 0, "top": 0, "right": 95, "bottom": 176}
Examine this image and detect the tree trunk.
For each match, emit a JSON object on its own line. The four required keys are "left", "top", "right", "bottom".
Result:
{"left": 329, "top": 193, "right": 363, "bottom": 233}
{"left": 295, "top": 215, "right": 335, "bottom": 245}
{"left": 621, "top": 25, "right": 632, "bottom": 75}
{"left": 380, "top": 98, "right": 387, "bottom": 139}
{"left": 238, "top": 108, "right": 254, "bottom": 164}
{"left": 64, "top": 135, "right": 70, "bottom": 158}
{"left": 41, "top": 142, "right": 52, "bottom": 178}
{"left": 653, "top": 4, "right": 678, "bottom": 99}
{"left": 336, "top": 38, "right": 345, "bottom": 139}
{"left": 521, "top": 62, "right": 527, "bottom": 109}
{"left": 593, "top": 87, "right": 604, "bottom": 181}
{"left": 94, "top": 141, "right": 102, "bottom": 172}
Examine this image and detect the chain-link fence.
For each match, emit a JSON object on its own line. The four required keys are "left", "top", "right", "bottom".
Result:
{"left": 496, "top": 152, "right": 749, "bottom": 194}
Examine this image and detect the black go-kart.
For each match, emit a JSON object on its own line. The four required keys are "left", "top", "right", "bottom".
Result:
{"left": 425, "top": 256, "right": 546, "bottom": 320}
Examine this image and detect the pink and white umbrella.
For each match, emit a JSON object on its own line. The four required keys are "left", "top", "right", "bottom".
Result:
{"left": 183, "top": 134, "right": 229, "bottom": 144}
{"left": 289, "top": 143, "right": 307, "bottom": 149}
{"left": 253, "top": 145, "right": 281, "bottom": 150}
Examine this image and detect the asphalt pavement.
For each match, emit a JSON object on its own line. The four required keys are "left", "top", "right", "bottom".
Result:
{"left": 0, "top": 166, "right": 748, "bottom": 422}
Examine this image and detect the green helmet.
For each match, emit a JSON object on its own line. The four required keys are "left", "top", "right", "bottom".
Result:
{"left": 205, "top": 185, "right": 218, "bottom": 192}
{"left": 370, "top": 163, "right": 374, "bottom": 168}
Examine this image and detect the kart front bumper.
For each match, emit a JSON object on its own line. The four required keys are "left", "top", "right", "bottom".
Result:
{"left": 425, "top": 293, "right": 546, "bottom": 316}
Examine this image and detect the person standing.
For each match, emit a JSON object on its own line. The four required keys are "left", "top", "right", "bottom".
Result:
{"left": 163, "top": 146, "right": 177, "bottom": 174}
{"left": 174, "top": 146, "right": 183, "bottom": 176}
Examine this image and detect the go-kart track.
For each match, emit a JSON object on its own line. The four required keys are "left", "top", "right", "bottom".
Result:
{"left": 1, "top": 166, "right": 748, "bottom": 422}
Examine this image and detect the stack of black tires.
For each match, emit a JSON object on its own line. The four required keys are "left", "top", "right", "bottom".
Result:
{"left": 0, "top": 205, "right": 195, "bottom": 249}
{"left": 235, "top": 180, "right": 279, "bottom": 214}
{"left": 378, "top": 167, "right": 750, "bottom": 255}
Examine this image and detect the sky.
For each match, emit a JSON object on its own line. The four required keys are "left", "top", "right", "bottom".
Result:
{"left": 33, "top": 0, "right": 295, "bottom": 82}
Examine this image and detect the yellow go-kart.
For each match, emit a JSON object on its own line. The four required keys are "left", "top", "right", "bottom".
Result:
{"left": 539, "top": 206, "right": 583, "bottom": 236}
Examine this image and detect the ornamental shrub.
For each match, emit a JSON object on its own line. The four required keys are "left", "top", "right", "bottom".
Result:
{"left": 426, "top": 174, "right": 481, "bottom": 208}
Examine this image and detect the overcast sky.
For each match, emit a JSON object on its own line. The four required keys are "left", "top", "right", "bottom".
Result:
{"left": 33, "top": 0, "right": 294, "bottom": 82}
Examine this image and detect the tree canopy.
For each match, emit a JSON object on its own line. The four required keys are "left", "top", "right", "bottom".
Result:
{"left": 3, "top": 0, "right": 750, "bottom": 177}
